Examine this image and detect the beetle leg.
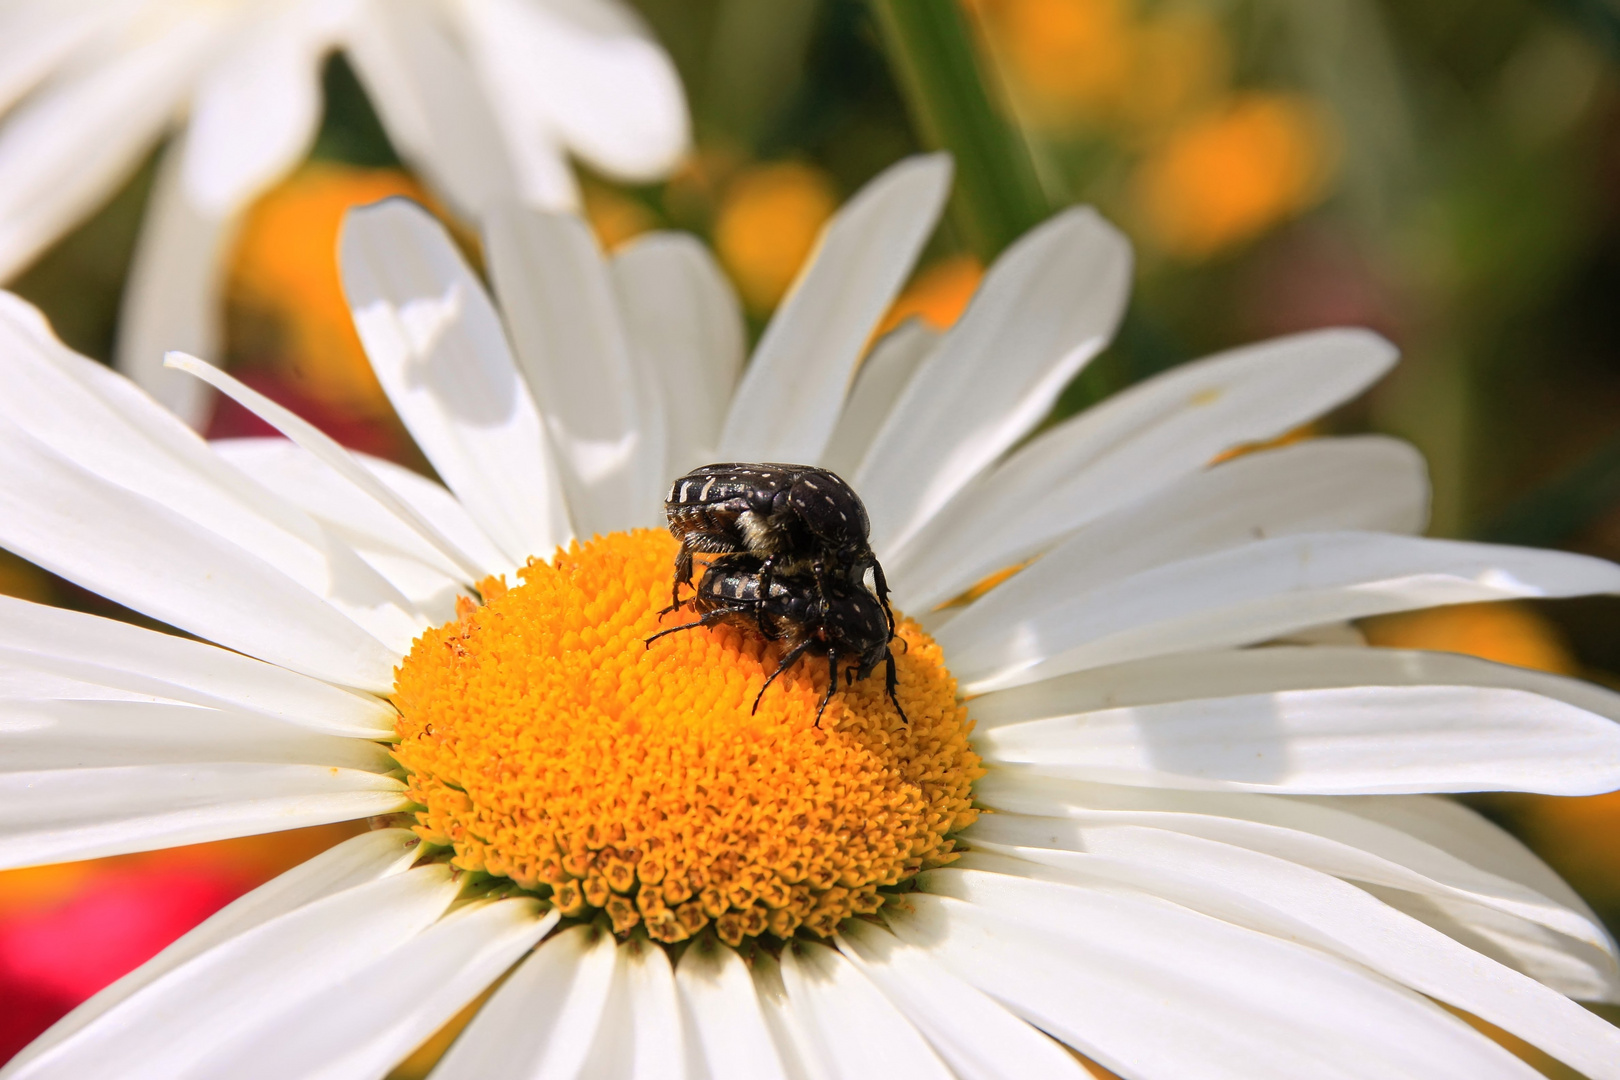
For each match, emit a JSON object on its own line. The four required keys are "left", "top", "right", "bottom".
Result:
{"left": 814, "top": 644, "right": 840, "bottom": 727}
{"left": 752, "top": 636, "right": 816, "bottom": 715}
{"left": 644, "top": 605, "right": 731, "bottom": 647}
{"left": 663, "top": 547, "right": 695, "bottom": 616}
{"left": 871, "top": 561, "right": 896, "bottom": 637}
{"left": 885, "top": 650, "right": 907, "bottom": 724}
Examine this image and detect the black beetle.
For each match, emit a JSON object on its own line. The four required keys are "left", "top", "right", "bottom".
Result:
{"left": 646, "top": 553, "right": 905, "bottom": 726}
{"left": 663, "top": 463, "right": 893, "bottom": 634}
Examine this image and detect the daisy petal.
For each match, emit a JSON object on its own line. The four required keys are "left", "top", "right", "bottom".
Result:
{"left": 0, "top": 593, "right": 393, "bottom": 737}
{"left": 188, "top": 899, "right": 556, "bottom": 1080}
{"left": 114, "top": 133, "right": 227, "bottom": 429}
{"left": 894, "top": 874, "right": 1537, "bottom": 1080}
{"left": 924, "top": 435, "right": 1427, "bottom": 622}
{"left": 837, "top": 920, "right": 1098, "bottom": 1080}
{"left": 7, "top": 829, "right": 422, "bottom": 1074}
{"left": 944, "top": 531, "right": 1620, "bottom": 692}
{"left": 2, "top": 863, "right": 458, "bottom": 1080}
{"left": 0, "top": 424, "right": 406, "bottom": 690}
{"left": 341, "top": 198, "right": 572, "bottom": 564}
{"left": 957, "top": 839, "right": 1620, "bottom": 1079}
{"left": 0, "top": 764, "right": 407, "bottom": 870}
{"left": 214, "top": 437, "right": 512, "bottom": 601}
{"left": 169, "top": 354, "right": 487, "bottom": 584}
{"left": 575, "top": 939, "right": 686, "bottom": 1080}
{"left": 778, "top": 940, "right": 954, "bottom": 1080}
{"left": 181, "top": 0, "right": 342, "bottom": 215}
{"left": 860, "top": 208, "right": 1131, "bottom": 555}
{"left": 453, "top": 0, "right": 689, "bottom": 186}
{"left": 971, "top": 768, "right": 1615, "bottom": 965}
{"left": 612, "top": 232, "right": 747, "bottom": 477}
{"left": 0, "top": 698, "right": 390, "bottom": 772}
{"left": 0, "top": 16, "right": 221, "bottom": 278}
{"left": 973, "top": 679, "right": 1620, "bottom": 794}
{"left": 484, "top": 206, "right": 659, "bottom": 533}
{"left": 888, "top": 328, "right": 1398, "bottom": 602}
{"left": 675, "top": 941, "right": 791, "bottom": 1080}
{"left": 431, "top": 922, "right": 618, "bottom": 1079}
{"left": 0, "top": 0, "right": 105, "bottom": 114}
{"left": 718, "top": 154, "right": 952, "bottom": 464}
{"left": 342, "top": 0, "right": 520, "bottom": 216}
{"left": 1370, "top": 885, "right": 1620, "bottom": 1003}
{"left": 749, "top": 950, "right": 822, "bottom": 1080}
{"left": 820, "top": 319, "right": 939, "bottom": 478}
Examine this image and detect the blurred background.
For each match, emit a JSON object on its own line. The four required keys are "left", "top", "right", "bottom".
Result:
{"left": 4, "top": 0, "right": 1620, "bottom": 1074}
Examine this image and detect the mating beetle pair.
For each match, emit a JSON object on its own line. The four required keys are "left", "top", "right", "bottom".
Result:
{"left": 647, "top": 463, "right": 905, "bottom": 725}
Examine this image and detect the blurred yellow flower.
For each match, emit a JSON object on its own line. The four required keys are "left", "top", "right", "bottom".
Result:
{"left": 971, "top": 0, "right": 1136, "bottom": 124}
{"left": 1133, "top": 94, "right": 1337, "bottom": 260}
{"left": 227, "top": 164, "right": 432, "bottom": 418}
{"left": 877, "top": 254, "right": 985, "bottom": 337}
{"left": 714, "top": 161, "right": 838, "bottom": 314}
{"left": 1360, "top": 600, "right": 1579, "bottom": 675}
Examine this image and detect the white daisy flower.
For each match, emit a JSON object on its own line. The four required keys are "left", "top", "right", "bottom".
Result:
{"left": 3, "top": 154, "right": 1620, "bottom": 1079}
{"left": 0, "top": 0, "right": 690, "bottom": 427}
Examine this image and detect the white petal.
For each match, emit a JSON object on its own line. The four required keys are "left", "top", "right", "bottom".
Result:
{"left": 341, "top": 198, "right": 572, "bottom": 563}
{"left": 0, "top": 0, "right": 107, "bottom": 115}
{"left": 0, "top": 423, "right": 407, "bottom": 691}
{"left": 718, "top": 155, "right": 952, "bottom": 464}
{"left": 453, "top": 0, "right": 689, "bottom": 188}
{"left": 170, "top": 354, "right": 488, "bottom": 584}
{"left": 573, "top": 939, "right": 686, "bottom": 1080}
{"left": 0, "top": 593, "right": 393, "bottom": 737}
{"left": 675, "top": 941, "right": 791, "bottom": 1080}
{"left": 971, "top": 768, "right": 1616, "bottom": 966}
{"left": 956, "top": 836, "right": 1620, "bottom": 1079}
{"left": 859, "top": 208, "right": 1130, "bottom": 555}
{"left": 0, "top": 17, "right": 222, "bottom": 278}
{"left": 894, "top": 872, "right": 1536, "bottom": 1080}
{"left": 432, "top": 922, "right": 618, "bottom": 1079}
{"left": 484, "top": 205, "right": 659, "bottom": 533}
{"left": 820, "top": 319, "right": 939, "bottom": 479}
{"left": 214, "top": 437, "right": 512, "bottom": 599}
{"left": 748, "top": 951, "right": 821, "bottom": 1080}
{"left": 943, "top": 531, "right": 1620, "bottom": 693}
{"left": 180, "top": 0, "right": 348, "bottom": 215}
{"left": 778, "top": 941, "right": 955, "bottom": 1080}
{"left": 7, "top": 829, "right": 422, "bottom": 1074}
{"left": 1370, "top": 884, "right": 1620, "bottom": 1003}
{"left": 3, "top": 863, "right": 459, "bottom": 1080}
{"left": 888, "top": 328, "right": 1399, "bottom": 608}
{"left": 0, "top": 698, "right": 389, "bottom": 772}
{"left": 927, "top": 435, "right": 1427, "bottom": 631}
{"left": 343, "top": 0, "right": 521, "bottom": 216}
{"left": 612, "top": 231, "right": 746, "bottom": 476}
{"left": 836, "top": 920, "right": 1097, "bottom": 1080}
{"left": 974, "top": 680, "right": 1620, "bottom": 795}
{"left": 113, "top": 134, "right": 230, "bottom": 430}
{"left": 0, "top": 763, "right": 407, "bottom": 870}
{"left": 192, "top": 898, "right": 555, "bottom": 1080}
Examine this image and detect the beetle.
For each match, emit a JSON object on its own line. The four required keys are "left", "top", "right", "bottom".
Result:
{"left": 645, "top": 553, "right": 905, "bottom": 726}
{"left": 663, "top": 463, "right": 893, "bottom": 634}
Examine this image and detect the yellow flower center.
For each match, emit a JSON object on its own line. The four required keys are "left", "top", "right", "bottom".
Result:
{"left": 392, "top": 530, "right": 981, "bottom": 947}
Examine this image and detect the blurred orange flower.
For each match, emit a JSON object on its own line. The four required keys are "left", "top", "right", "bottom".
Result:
{"left": 971, "top": 0, "right": 1135, "bottom": 124}
{"left": 877, "top": 254, "right": 985, "bottom": 337}
{"left": 1360, "top": 600, "right": 1579, "bottom": 675}
{"left": 1133, "top": 94, "right": 1337, "bottom": 260}
{"left": 581, "top": 183, "right": 657, "bottom": 252}
{"left": 714, "top": 161, "right": 838, "bottom": 315}
{"left": 226, "top": 163, "right": 431, "bottom": 419}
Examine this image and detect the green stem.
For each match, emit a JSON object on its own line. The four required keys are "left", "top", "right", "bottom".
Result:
{"left": 866, "top": 0, "right": 1050, "bottom": 260}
